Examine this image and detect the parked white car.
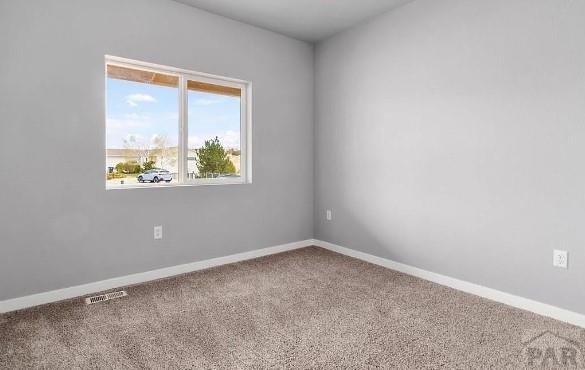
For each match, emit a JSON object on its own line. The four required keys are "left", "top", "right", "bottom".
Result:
{"left": 137, "top": 169, "right": 172, "bottom": 183}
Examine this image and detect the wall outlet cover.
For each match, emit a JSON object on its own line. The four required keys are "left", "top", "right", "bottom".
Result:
{"left": 553, "top": 249, "right": 568, "bottom": 269}
{"left": 154, "top": 225, "right": 163, "bottom": 240}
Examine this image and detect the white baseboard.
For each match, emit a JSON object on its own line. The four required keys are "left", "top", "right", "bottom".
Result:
{"left": 0, "top": 239, "right": 314, "bottom": 314}
{"left": 314, "top": 239, "right": 585, "bottom": 329}
{"left": 4, "top": 238, "right": 584, "bottom": 329}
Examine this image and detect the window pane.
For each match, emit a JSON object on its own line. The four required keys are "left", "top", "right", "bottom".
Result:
{"left": 187, "top": 81, "right": 241, "bottom": 181}
{"left": 106, "top": 65, "right": 179, "bottom": 187}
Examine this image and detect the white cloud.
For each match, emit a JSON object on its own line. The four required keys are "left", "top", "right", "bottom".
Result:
{"left": 123, "top": 112, "right": 150, "bottom": 120}
{"left": 188, "top": 135, "right": 204, "bottom": 149}
{"left": 106, "top": 117, "right": 148, "bottom": 130}
{"left": 192, "top": 98, "right": 219, "bottom": 106}
{"left": 126, "top": 94, "right": 156, "bottom": 107}
{"left": 186, "top": 112, "right": 235, "bottom": 126}
{"left": 188, "top": 131, "right": 240, "bottom": 150}
{"left": 222, "top": 130, "right": 240, "bottom": 149}
{"left": 163, "top": 112, "right": 179, "bottom": 120}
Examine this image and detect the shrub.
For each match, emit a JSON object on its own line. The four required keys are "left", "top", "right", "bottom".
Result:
{"left": 106, "top": 172, "right": 126, "bottom": 180}
{"left": 115, "top": 161, "right": 141, "bottom": 174}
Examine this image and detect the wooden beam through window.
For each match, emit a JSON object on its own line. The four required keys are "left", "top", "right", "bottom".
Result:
{"left": 107, "top": 64, "right": 179, "bottom": 88}
{"left": 107, "top": 64, "right": 241, "bottom": 97}
{"left": 187, "top": 80, "right": 241, "bottom": 97}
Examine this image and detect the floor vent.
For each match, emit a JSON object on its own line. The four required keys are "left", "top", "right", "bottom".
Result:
{"left": 85, "top": 290, "right": 128, "bottom": 305}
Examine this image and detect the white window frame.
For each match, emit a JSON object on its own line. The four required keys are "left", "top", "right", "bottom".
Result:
{"left": 105, "top": 55, "right": 252, "bottom": 190}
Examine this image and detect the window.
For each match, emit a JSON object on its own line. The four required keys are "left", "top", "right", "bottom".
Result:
{"left": 105, "top": 56, "right": 251, "bottom": 189}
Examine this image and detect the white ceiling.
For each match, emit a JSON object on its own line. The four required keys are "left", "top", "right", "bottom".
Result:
{"left": 173, "top": 0, "right": 414, "bottom": 42}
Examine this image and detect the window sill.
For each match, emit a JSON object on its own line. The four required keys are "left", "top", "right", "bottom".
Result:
{"left": 106, "top": 179, "right": 250, "bottom": 191}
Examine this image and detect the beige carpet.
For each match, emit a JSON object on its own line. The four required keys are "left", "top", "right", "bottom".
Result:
{"left": 1, "top": 246, "right": 583, "bottom": 369}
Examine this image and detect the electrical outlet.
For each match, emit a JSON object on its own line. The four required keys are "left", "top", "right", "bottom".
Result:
{"left": 326, "top": 209, "right": 332, "bottom": 221}
{"left": 154, "top": 225, "right": 163, "bottom": 240}
{"left": 553, "top": 249, "right": 568, "bottom": 269}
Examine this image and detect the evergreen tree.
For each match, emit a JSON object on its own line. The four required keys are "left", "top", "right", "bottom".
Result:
{"left": 195, "top": 137, "right": 236, "bottom": 176}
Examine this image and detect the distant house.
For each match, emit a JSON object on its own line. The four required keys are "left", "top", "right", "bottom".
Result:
{"left": 106, "top": 149, "right": 142, "bottom": 172}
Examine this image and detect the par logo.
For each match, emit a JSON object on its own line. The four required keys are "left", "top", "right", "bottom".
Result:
{"left": 522, "top": 330, "right": 585, "bottom": 368}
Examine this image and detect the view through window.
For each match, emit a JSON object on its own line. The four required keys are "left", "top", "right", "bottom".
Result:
{"left": 105, "top": 58, "right": 249, "bottom": 188}
{"left": 187, "top": 81, "right": 242, "bottom": 180}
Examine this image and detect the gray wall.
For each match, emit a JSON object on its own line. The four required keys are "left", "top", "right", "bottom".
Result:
{"left": 0, "top": 0, "right": 314, "bottom": 301}
{"left": 315, "top": 0, "right": 585, "bottom": 315}
{"left": 2, "top": 0, "right": 583, "bottom": 317}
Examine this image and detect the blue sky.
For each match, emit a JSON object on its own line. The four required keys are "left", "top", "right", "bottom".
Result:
{"left": 106, "top": 78, "right": 241, "bottom": 150}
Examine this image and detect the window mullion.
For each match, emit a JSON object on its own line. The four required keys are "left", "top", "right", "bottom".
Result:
{"left": 179, "top": 75, "right": 188, "bottom": 184}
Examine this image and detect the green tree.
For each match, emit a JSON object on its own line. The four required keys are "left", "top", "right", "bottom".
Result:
{"left": 142, "top": 160, "right": 156, "bottom": 171}
{"left": 195, "top": 137, "right": 236, "bottom": 176}
{"left": 224, "top": 160, "right": 236, "bottom": 174}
